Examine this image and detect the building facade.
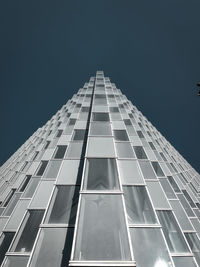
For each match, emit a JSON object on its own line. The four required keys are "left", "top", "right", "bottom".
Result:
{"left": 0, "top": 71, "right": 200, "bottom": 267}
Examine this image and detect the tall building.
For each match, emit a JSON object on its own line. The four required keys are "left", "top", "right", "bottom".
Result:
{"left": 0, "top": 71, "right": 200, "bottom": 267}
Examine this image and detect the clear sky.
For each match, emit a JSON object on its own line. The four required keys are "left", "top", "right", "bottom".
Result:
{"left": 0, "top": 0, "right": 199, "bottom": 172}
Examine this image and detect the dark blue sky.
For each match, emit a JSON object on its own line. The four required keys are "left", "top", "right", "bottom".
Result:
{"left": 0, "top": 0, "right": 199, "bottom": 172}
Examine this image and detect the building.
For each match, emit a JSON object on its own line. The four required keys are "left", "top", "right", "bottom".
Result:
{"left": 0, "top": 71, "right": 200, "bottom": 267}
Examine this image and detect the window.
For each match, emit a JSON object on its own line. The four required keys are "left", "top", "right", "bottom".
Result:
{"left": 123, "top": 186, "right": 157, "bottom": 224}
{"left": 167, "top": 176, "right": 180, "bottom": 192}
{"left": 3, "top": 256, "right": 29, "bottom": 267}
{"left": 118, "top": 160, "right": 144, "bottom": 184}
{"left": 19, "top": 175, "right": 31, "bottom": 192}
{"left": 66, "top": 142, "right": 83, "bottom": 158}
{"left": 109, "top": 107, "right": 119, "bottom": 112}
{"left": 0, "top": 232, "right": 15, "bottom": 265}
{"left": 56, "top": 130, "right": 63, "bottom": 137}
{"left": 116, "top": 142, "right": 135, "bottom": 158}
{"left": 68, "top": 119, "right": 76, "bottom": 125}
{"left": 5, "top": 200, "right": 30, "bottom": 231}
{"left": 45, "top": 186, "right": 79, "bottom": 224}
{"left": 129, "top": 228, "right": 172, "bottom": 267}
{"left": 3, "top": 193, "right": 21, "bottom": 216}
{"left": 54, "top": 145, "right": 67, "bottom": 159}
{"left": 32, "top": 151, "right": 39, "bottom": 161}
{"left": 3, "top": 189, "right": 16, "bottom": 207}
{"left": 56, "top": 160, "right": 82, "bottom": 185}
{"left": 73, "top": 194, "right": 131, "bottom": 260}
{"left": 30, "top": 181, "right": 54, "bottom": 209}
{"left": 36, "top": 161, "right": 48, "bottom": 176}
{"left": 29, "top": 228, "right": 73, "bottom": 267}
{"left": 92, "top": 112, "right": 110, "bottom": 121}
{"left": 23, "top": 178, "right": 40, "bottom": 198}
{"left": 83, "top": 158, "right": 120, "bottom": 190}
{"left": 87, "top": 138, "right": 115, "bottom": 157}
{"left": 146, "top": 181, "right": 170, "bottom": 209}
{"left": 43, "top": 160, "right": 62, "bottom": 179}
{"left": 11, "top": 210, "right": 44, "bottom": 253}
{"left": 151, "top": 161, "right": 165, "bottom": 177}
{"left": 148, "top": 142, "right": 156, "bottom": 150}
{"left": 157, "top": 210, "right": 190, "bottom": 253}
{"left": 90, "top": 122, "right": 112, "bottom": 136}
{"left": 133, "top": 146, "right": 147, "bottom": 159}
{"left": 170, "top": 200, "right": 194, "bottom": 231}
{"left": 185, "top": 233, "right": 200, "bottom": 265}
{"left": 73, "top": 129, "right": 86, "bottom": 141}
{"left": 159, "top": 179, "right": 176, "bottom": 199}
{"left": 113, "top": 130, "right": 129, "bottom": 141}
{"left": 137, "top": 131, "right": 144, "bottom": 138}
{"left": 172, "top": 256, "right": 197, "bottom": 267}
{"left": 139, "top": 161, "right": 157, "bottom": 179}
{"left": 44, "top": 141, "right": 50, "bottom": 150}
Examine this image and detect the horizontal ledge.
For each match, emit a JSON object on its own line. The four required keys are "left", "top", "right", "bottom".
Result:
{"left": 69, "top": 261, "right": 136, "bottom": 267}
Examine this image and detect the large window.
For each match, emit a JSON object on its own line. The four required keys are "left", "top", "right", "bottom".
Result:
{"left": 0, "top": 232, "right": 15, "bottom": 265}
{"left": 45, "top": 186, "right": 79, "bottom": 224}
{"left": 29, "top": 228, "right": 74, "bottom": 267}
{"left": 113, "top": 130, "right": 129, "bottom": 141}
{"left": 73, "top": 194, "right": 131, "bottom": 261}
{"left": 11, "top": 210, "right": 44, "bottom": 253}
{"left": 123, "top": 186, "right": 157, "bottom": 224}
{"left": 83, "top": 158, "right": 120, "bottom": 190}
{"left": 157, "top": 210, "right": 190, "bottom": 253}
{"left": 92, "top": 112, "right": 110, "bottom": 122}
{"left": 54, "top": 146, "right": 67, "bottom": 159}
{"left": 130, "top": 228, "right": 172, "bottom": 267}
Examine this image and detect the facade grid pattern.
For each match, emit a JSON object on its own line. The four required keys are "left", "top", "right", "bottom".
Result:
{"left": 0, "top": 71, "right": 200, "bottom": 267}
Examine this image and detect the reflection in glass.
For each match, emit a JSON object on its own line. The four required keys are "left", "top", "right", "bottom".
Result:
{"left": 29, "top": 228, "right": 74, "bottom": 267}
{"left": 113, "top": 130, "right": 129, "bottom": 141}
{"left": 74, "top": 194, "right": 131, "bottom": 260}
{"left": 0, "top": 232, "right": 15, "bottom": 265}
{"left": 12, "top": 210, "right": 44, "bottom": 253}
{"left": 45, "top": 186, "right": 79, "bottom": 224}
{"left": 4, "top": 256, "right": 29, "bottom": 267}
{"left": 157, "top": 210, "right": 189, "bottom": 253}
{"left": 123, "top": 186, "right": 157, "bottom": 224}
{"left": 84, "top": 159, "right": 119, "bottom": 190}
{"left": 139, "top": 161, "right": 157, "bottom": 179}
{"left": 130, "top": 228, "right": 172, "bottom": 267}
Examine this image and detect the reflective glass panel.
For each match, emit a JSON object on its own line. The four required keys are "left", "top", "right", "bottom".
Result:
{"left": 0, "top": 232, "right": 15, "bottom": 265}
{"left": 118, "top": 160, "right": 144, "bottom": 184}
{"left": 92, "top": 112, "right": 110, "bottom": 121}
{"left": 139, "top": 161, "right": 157, "bottom": 179}
{"left": 151, "top": 161, "right": 165, "bottom": 177}
{"left": 157, "top": 210, "right": 190, "bottom": 253}
{"left": 172, "top": 256, "right": 197, "bottom": 267}
{"left": 113, "top": 130, "right": 129, "bottom": 141}
{"left": 116, "top": 143, "right": 135, "bottom": 158}
{"left": 133, "top": 146, "right": 148, "bottom": 159}
{"left": 4, "top": 256, "right": 29, "bottom": 267}
{"left": 73, "top": 130, "right": 86, "bottom": 141}
{"left": 83, "top": 158, "right": 120, "bottom": 190}
{"left": 45, "top": 186, "right": 79, "bottom": 224}
{"left": 29, "top": 228, "right": 73, "bottom": 267}
{"left": 54, "top": 146, "right": 67, "bottom": 159}
{"left": 130, "top": 228, "right": 172, "bottom": 267}
{"left": 90, "top": 122, "right": 112, "bottom": 136}
{"left": 11, "top": 210, "right": 44, "bottom": 252}
{"left": 74, "top": 194, "right": 131, "bottom": 260}
{"left": 123, "top": 186, "right": 157, "bottom": 224}
{"left": 43, "top": 160, "right": 62, "bottom": 179}
{"left": 146, "top": 181, "right": 170, "bottom": 209}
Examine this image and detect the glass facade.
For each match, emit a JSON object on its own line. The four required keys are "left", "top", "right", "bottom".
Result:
{"left": 0, "top": 71, "right": 199, "bottom": 267}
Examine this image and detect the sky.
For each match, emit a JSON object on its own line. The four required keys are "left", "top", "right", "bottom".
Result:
{"left": 0, "top": 0, "right": 199, "bottom": 172}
